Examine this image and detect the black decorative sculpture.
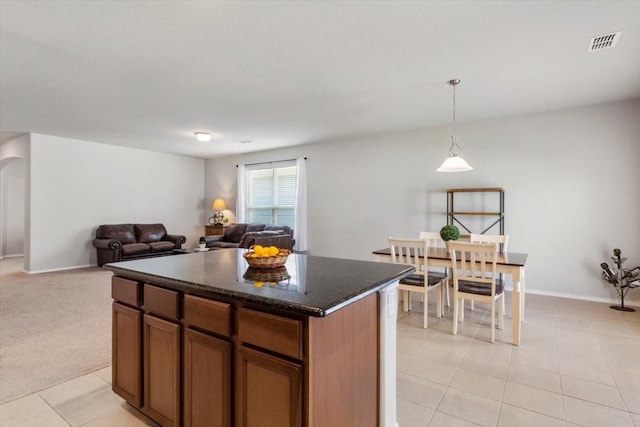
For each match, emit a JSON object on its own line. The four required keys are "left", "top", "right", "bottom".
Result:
{"left": 600, "top": 248, "right": 640, "bottom": 312}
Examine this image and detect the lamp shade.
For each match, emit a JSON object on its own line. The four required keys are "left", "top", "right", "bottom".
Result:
{"left": 211, "top": 198, "right": 226, "bottom": 210}
{"left": 437, "top": 155, "right": 473, "bottom": 172}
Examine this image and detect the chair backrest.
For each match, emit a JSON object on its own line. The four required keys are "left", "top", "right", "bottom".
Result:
{"left": 448, "top": 241, "right": 498, "bottom": 291}
{"left": 469, "top": 233, "right": 509, "bottom": 252}
{"left": 419, "top": 231, "right": 447, "bottom": 248}
{"left": 388, "top": 237, "right": 428, "bottom": 277}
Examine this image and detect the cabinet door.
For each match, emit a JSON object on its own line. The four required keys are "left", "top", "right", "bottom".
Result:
{"left": 112, "top": 302, "right": 142, "bottom": 408}
{"left": 143, "top": 314, "right": 180, "bottom": 427}
{"left": 235, "top": 345, "right": 302, "bottom": 427}
{"left": 184, "top": 328, "right": 231, "bottom": 427}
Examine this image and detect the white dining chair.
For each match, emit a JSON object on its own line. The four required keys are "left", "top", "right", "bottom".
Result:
{"left": 469, "top": 234, "right": 509, "bottom": 314}
{"left": 449, "top": 241, "right": 504, "bottom": 343}
{"left": 470, "top": 233, "right": 509, "bottom": 252}
{"left": 419, "top": 231, "right": 451, "bottom": 308}
{"left": 388, "top": 237, "right": 444, "bottom": 328}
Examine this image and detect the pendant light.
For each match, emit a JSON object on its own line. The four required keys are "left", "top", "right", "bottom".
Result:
{"left": 437, "top": 79, "right": 473, "bottom": 172}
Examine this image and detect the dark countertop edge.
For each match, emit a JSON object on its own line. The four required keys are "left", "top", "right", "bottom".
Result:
{"left": 104, "top": 264, "right": 414, "bottom": 317}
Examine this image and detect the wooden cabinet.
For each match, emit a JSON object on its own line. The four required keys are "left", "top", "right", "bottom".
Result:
{"left": 184, "top": 329, "right": 231, "bottom": 427}
{"left": 204, "top": 225, "right": 225, "bottom": 236}
{"left": 112, "top": 277, "right": 380, "bottom": 426}
{"left": 235, "top": 308, "right": 303, "bottom": 427}
{"left": 183, "top": 295, "right": 232, "bottom": 427}
{"left": 236, "top": 308, "right": 302, "bottom": 359}
{"left": 112, "top": 302, "right": 142, "bottom": 408}
{"left": 144, "top": 314, "right": 181, "bottom": 427}
{"left": 235, "top": 346, "right": 302, "bottom": 427}
{"left": 142, "top": 284, "right": 181, "bottom": 427}
{"left": 111, "top": 277, "right": 142, "bottom": 408}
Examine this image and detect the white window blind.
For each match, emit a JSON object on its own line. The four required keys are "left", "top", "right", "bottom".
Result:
{"left": 246, "top": 164, "right": 297, "bottom": 228}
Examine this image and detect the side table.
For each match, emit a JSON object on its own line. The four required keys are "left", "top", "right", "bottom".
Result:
{"left": 204, "top": 225, "right": 226, "bottom": 236}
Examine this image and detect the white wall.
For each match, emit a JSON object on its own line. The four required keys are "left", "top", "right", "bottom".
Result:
{"left": 28, "top": 134, "right": 205, "bottom": 272}
{"left": 205, "top": 99, "right": 640, "bottom": 305}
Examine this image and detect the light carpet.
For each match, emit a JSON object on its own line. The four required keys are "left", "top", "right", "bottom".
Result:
{"left": 0, "top": 257, "right": 113, "bottom": 404}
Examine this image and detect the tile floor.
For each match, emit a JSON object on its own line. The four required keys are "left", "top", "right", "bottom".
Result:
{"left": 1, "top": 293, "right": 639, "bottom": 426}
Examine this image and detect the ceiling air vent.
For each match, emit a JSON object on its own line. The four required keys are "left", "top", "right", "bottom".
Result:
{"left": 588, "top": 31, "right": 621, "bottom": 52}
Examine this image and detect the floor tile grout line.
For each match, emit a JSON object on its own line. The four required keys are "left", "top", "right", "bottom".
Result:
{"left": 35, "top": 392, "right": 73, "bottom": 427}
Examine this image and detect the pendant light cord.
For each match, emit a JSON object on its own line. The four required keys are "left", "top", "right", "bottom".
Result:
{"left": 448, "top": 79, "right": 463, "bottom": 156}
{"left": 452, "top": 81, "right": 456, "bottom": 139}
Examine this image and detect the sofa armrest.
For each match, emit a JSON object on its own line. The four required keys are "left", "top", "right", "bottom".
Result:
{"left": 165, "top": 234, "right": 186, "bottom": 248}
{"left": 92, "top": 238, "right": 122, "bottom": 250}
{"left": 202, "top": 236, "right": 224, "bottom": 247}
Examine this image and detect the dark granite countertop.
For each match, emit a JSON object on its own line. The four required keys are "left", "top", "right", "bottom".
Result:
{"left": 105, "top": 249, "right": 414, "bottom": 317}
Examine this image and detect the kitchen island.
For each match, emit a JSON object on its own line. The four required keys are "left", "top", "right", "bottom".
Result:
{"left": 105, "top": 249, "right": 413, "bottom": 427}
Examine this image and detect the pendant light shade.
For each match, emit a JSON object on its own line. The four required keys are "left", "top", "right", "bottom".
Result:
{"left": 437, "top": 79, "right": 473, "bottom": 172}
{"left": 437, "top": 148, "right": 474, "bottom": 172}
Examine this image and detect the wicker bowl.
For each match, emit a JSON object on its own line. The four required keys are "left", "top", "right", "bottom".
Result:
{"left": 243, "top": 266, "right": 290, "bottom": 283}
{"left": 242, "top": 247, "right": 291, "bottom": 269}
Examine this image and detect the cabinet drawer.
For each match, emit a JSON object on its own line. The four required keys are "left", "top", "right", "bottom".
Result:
{"left": 112, "top": 277, "right": 141, "bottom": 307}
{"left": 184, "top": 295, "right": 231, "bottom": 337}
{"left": 144, "top": 285, "right": 180, "bottom": 320}
{"left": 237, "top": 308, "right": 302, "bottom": 359}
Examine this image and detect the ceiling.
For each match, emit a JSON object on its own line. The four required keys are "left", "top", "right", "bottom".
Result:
{"left": 1, "top": 1, "right": 639, "bottom": 159}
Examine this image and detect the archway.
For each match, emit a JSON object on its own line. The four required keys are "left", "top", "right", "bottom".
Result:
{"left": 0, "top": 156, "right": 25, "bottom": 258}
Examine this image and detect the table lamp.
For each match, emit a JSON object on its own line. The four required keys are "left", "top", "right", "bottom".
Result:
{"left": 210, "top": 198, "right": 226, "bottom": 226}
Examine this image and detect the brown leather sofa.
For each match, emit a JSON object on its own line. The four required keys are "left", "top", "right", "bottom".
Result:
{"left": 93, "top": 223, "right": 186, "bottom": 266}
{"left": 201, "top": 223, "right": 294, "bottom": 250}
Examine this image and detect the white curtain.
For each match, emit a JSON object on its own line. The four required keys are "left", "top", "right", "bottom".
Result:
{"left": 236, "top": 164, "right": 247, "bottom": 223}
{"left": 294, "top": 157, "right": 308, "bottom": 251}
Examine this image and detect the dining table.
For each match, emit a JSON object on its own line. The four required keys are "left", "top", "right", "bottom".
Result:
{"left": 372, "top": 246, "right": 528, "bottom": 345}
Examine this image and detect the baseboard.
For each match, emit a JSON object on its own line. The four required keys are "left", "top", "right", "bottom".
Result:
{"left": 506, "top": 286, "right": 639, "bottom": 308}
{"left": 0, "top": 253, "right": 25, "bottom": 259}
{"left": 26, "top": 263, "right": 96, "bottom": 274}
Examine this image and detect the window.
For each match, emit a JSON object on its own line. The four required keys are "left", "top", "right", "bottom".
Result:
{"left": 245, "top": 164, "right": 297, "bottom": 228}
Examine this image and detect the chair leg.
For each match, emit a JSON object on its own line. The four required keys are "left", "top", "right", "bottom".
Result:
{"left": 436, "top": 285, "right": 442, "bottom": 319}
{"left": 470, "top": 300, "right": 475, "bottom": 311}
{"left": 520, "top": 270, "right": 526, "bottom": 321}
{"left": 460, "top": 299, "right": 465, "bottom": 322}
{"left": 490, "top": 300, "right": 496, "bottom": 343}
{"left": 498, "top": 295, "right": 504, "bottom": 330}
{"left": 444, "top": 280, "right": 450, "bottom": 307}
{"left": 452, "top": 292, "right": 459, "bottom": 336}
{"left": 403, "top": 290, "right": 409, "bottom": 312}
{"left": 423, "top": 290, "right": 428, "bottom": 329}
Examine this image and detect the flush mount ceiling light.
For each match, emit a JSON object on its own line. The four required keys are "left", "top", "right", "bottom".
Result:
{"left": 194, "top": 132, "right": 212, "bottom": 142}
{"left": 437, "top": 79, "right": 473, "bottom": 173}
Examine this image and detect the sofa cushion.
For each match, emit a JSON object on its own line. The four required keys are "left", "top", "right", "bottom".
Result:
{"left": 149, "top": 241, "right": 176, "bottom": 253}
{"left": 252, "top": 233, "right": 293, "bottom": 251}
{"left": 264, "top": 225, "right": 293, "bottom": 238}
{"left": 135, "top": 224, "right": 168, "bottom": 243}
{"left": 96, "top": 224, "right": 136, "bottom": 244}
{"left": 208, "top": 241, "right": 240, "bottom": 249}
{"left": 238, "top": 230, "right": 285, "bottom": 248}
{"left": 245, "top": 223, "right": 266, "bottom": 233}
{"left": 223, "top": 223, "right": 248, "bottom": 243}
{"left": 122, "top": 243, "right": 151, "bottom": 256}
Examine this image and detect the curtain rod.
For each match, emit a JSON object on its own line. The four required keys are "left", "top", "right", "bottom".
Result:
{"left": 237, "top": 157, "right": 307, "bottom": 167}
